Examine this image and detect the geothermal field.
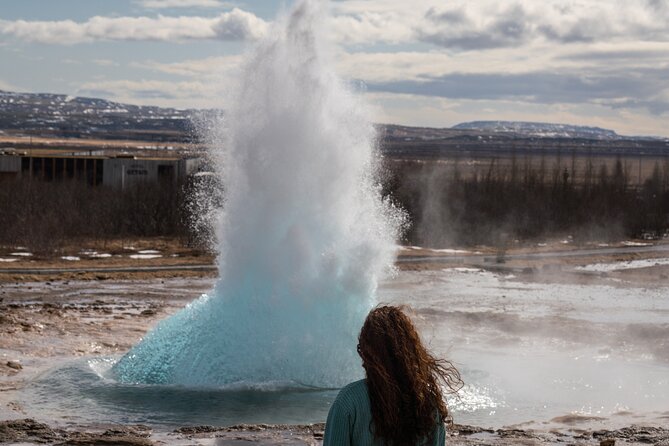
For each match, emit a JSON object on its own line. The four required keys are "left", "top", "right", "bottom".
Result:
{"left": 2, "top": 250, "right": 669, "bottom": 444}
{"left": 2, "top": 0, "right": 669, "bottom": 445}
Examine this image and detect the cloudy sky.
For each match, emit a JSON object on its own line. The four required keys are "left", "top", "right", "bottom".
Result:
{"left": 1, "top": 0, "right": 669, "bottom": 136}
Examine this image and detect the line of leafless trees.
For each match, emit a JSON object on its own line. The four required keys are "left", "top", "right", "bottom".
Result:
{"left": 383, "top": 156, "right": 669, "bottom": 247}
{"left": 2, "top": 155, "right": 668, "bottom": 253}
{"left": 0, "top": 177, "right": 215, "bottom": 252}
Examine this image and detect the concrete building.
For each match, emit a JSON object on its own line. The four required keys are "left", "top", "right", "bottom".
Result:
{"left": 103, "top": 156, "right": 201, "bottom": 189}
{"left": 0, "top": 150, "right": 202, "bottom": 188}
{"left": 0, "top": 150, "right": 21, "bottom": 181}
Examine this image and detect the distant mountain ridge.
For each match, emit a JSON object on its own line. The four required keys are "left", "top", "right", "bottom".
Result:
{"left": 1, "top": 90, "right": 665, "bottom": 143}
{"left": 0, "top": 90, "right": 215, "bottom": 142}
{"left": 0, "top": 89, "right": 194, "bottom": 117}
{"left": 453, "top": 121, "right": 622, "bottom": 140}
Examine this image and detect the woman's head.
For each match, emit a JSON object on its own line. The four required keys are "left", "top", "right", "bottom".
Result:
{"left": 358, "top": 305, "right": 463, "bottom": 446}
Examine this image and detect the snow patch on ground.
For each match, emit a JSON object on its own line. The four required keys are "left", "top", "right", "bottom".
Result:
{"left": 79, "top": 250, "right": 112, "bottom": 259}
{"left": 10, "top": 252, "right": 33, "bottom": 257}
{"left": 129, "top": 254, "right": 162, "bottom": 260}
{"left": 61, "top": 256, "right": 81, "bottom": 261}
{"left": 577, "top": 258, "right": 669, "bottom": 272}
{"left": 441, "top": 266, "right": 499, "bottom": 280}
{"left": 622, "top": 241, "right": 652, "bottom": 247}
{"left": 448, "top": 267, "right": 485, "bottom": 273}
{"left": 0, "top": 258, "right": 19, "bottom": 263}
{"left": 400, "top": 245, "right": 478, "bottom": 254}
{"left": 428, "top": 248, "right": 475, "bottom": 254}
{"left": 137, "top": 250, "right": 160, "bottom": 254}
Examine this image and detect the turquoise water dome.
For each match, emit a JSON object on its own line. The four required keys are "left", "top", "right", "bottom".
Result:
{"left": 112, "top": 0, "right": 403, "bottom": 389}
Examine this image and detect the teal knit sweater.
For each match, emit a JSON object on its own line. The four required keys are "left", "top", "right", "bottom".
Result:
{"left": 323, "top": 379, "right": 446, "bottom": 445}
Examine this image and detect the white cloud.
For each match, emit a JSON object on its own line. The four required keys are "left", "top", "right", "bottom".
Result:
{"left": 129, "top": 56, "right": 243, "bottom": 105}
{"left": 331, "top": 0, "right": 434, "bottom": 15}
{"left": 336, "top": 49, "right": 547, "bottom": 83}
{"left": 76, "top": 78, "right": 232, "bottom": 109}
{"left": 3, "top": 1, "right": 667, "bottom": 48}
{"left": 337, "top": 41, "right": 669, "bottom": 86}
{"left": 329, "top": 11, "right": 414, "bottom": 45}
{"left": 332, "top": 0, "right": 669, "bottom": 49}
{"left": 133, "top": 55, "right": 244, "bottom": 78}
{"left": 0, "top": 9, "right": 267, "bottom": 44}
{"left": 135, "top": 0, "right": 234, "bottom": 9}
{"left": 120, "top": 36, "right": 669, "bottom": 118}
{"left": 418, "top": 1, "right": 669, "bottom": 50}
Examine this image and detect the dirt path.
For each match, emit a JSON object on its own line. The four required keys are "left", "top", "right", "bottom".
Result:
{"left": 2, "top": 240, "right": 668, "bottom": 283}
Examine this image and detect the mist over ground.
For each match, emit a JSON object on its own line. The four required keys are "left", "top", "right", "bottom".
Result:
{"left": 384, "top": 156, "right": 669, "bottom": 248}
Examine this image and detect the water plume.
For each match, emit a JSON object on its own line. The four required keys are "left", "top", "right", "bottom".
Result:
{"left": 113, "top": 0, "right": 403, "bottom": 388}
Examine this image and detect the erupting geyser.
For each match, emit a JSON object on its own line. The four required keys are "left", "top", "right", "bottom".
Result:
{"left": 113, "top": 0, "right": 403, "bottom": 388}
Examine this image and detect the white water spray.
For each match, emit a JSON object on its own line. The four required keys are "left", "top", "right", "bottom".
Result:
{"left": 113, "top": 0, "right": 403, "bottom": 388}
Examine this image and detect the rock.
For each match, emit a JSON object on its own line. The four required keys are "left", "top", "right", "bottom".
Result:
{"left": 173, "top": 425, "right": 221, "bottom": 435}
{"left": 551, "top": 414, "right": 605, "bottom": 425}
{"left": 0, "top": 420, "right": 153, "bottom": 445}
{"left": 496, "top": 428, "right": 538, "bottom": 439}
{"left": 594, "top": 426, "right": 669, "bottom": 444}
{"left": 452, "top": 424, "right": 495, "bottom": 436}
{"left": 600, "top": 439, "right": 615, "bottom": 446}
{"left": 55, "top": 433, "right": 153, "bottom": 445}
{"left": 0, "top": 418, "right": 62, "bottom": 443}
{"left": 6, "top": 360, "right": 22, "bottom": 370}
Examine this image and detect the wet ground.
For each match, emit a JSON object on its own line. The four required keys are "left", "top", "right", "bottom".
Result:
{"left": 384, "top": 267, "right": 669, "bottom": 431}
{"left": 1, "top": 245, "right": 669, "bottom": 444}
{"left": 3, "top": 417, "right": 669, "bottom": 445}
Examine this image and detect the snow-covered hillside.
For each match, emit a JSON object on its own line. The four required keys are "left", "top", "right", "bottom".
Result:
{"left": 453, "top": 121, "right": 620, "bottom": 140}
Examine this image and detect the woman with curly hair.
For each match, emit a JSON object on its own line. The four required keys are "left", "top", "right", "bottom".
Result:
{"left": 323, "top": 305, "right": 463, "bottom": 446}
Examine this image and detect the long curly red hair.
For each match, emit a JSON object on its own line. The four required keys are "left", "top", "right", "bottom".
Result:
{"left": 358, "top": 305, "right": 463, "bottom": 445}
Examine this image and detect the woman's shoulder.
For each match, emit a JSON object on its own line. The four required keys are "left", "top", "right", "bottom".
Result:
{"left": 324, "top": 380, "right": 372, "bottom": 445}
{"left": 339, "top": 379, "right": 367, "bottom": 396}
{"left": 340, "top": 378, "right": 367, "bottom": 393}
{"left": 334, "top": 379, "right": 369, "bottom": 408}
